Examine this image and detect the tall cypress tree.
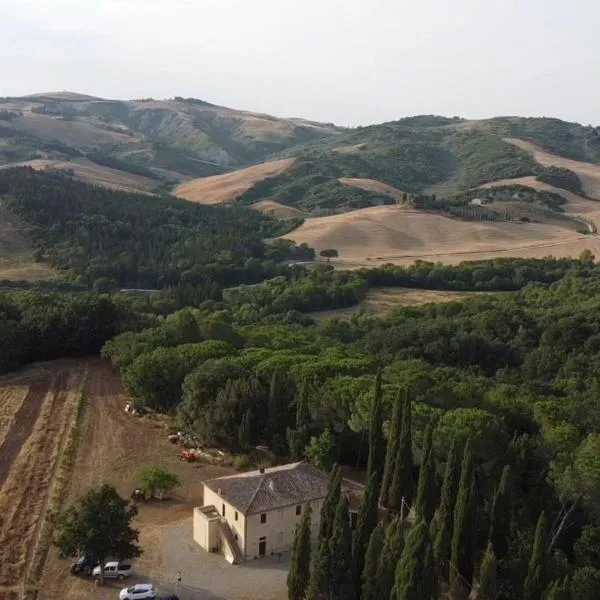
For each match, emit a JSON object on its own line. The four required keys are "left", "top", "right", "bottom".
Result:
{"left": 544, "top": 578, "right": 570, "bottom": 600}
{"left": 414, "top": 421, "right": 436, "bottom": 524}
{"left": 381, "top": 389, "right": 404, "bottom": 507}
{"left": 489, "top": 465, "right": 512, "bottom": 560}
{"left": 366, "top": 368, "right": 384, "bottom": 496}
{"left": 352, "top": 471, "right": 380, "bottom": 597}
{"left": 523, "top": 511, "right": 548, "bottom": 600}
{"left": 330, "top": 496, "right": 354, "bottom": 600}
{"left": 432, "top": 438, "right": 459, "bottom": 582}
{"left": 361, "top": 520, "right": 386, "bottom": 600}
{"left": 450, "top": 441, "right": 475, "bottom": 600}
{"left": 389, "top": 392, "right": 414, "bottom": 518}
{"left": 318, "top": 465, "right": 341, "bottom": 541}
{"left": 478, "top": 542, "right": 497, "bottom": 600}
{"left": 288, "top": 378, "right": 312, "bottom": 460}
{"left": 375, "top": 518, "right": 405, "bottom": 600}
{"left": 391, "top": 521, "right": 437, "bottom": 600}
{"left": 287, "top": 503, "right": 312, "bottom": 600}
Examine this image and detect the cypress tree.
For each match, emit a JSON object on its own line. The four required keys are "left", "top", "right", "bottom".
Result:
{"left": 391, "top": 521, "right": 437, "bottom": 600}
{"left": 351, "top": 470, "right": 380, "bottom": 597}
{"left": 267, "top": 369, "right": 281, "bottom": 441}
{"left": 545, "top": 577, "right": 570, "bottom": 600}
{"left": 318, "top": 465, "right": 342, "bottom": 541}
{"left": 432, "top": 438, "right": 459, "bottom": 582}
{"left": 488, "top": 465, "right": 512, "bottom": 560}
{"left": 450, "top": 441, "right": 475, "bottom": 600}
{"left": 381, "top": 389, "right": 404, "bottom": 507}
{"left": 361, "top": 520, "right": 386, "bottom": 600}
{"left": 288, "top": 378, "right": 312, "bottom": 460}
{"left": 366, "top": 368, "right": 384, "bottom": 497}
{"left": 330, "top": 496, "right": 354, "bottom": 600}
{"left": 287, "top": 503, "right": 312, "bottom": 600}
{"left": 414, "top": 421, "right": 436, "bottom": 524}
{"left": 523, "top": 511, "right": 548, "bottom": 600}
{"left": 478, "top": 543, "right": 497, "bottom": 600}
{"left": 375, "top": 518, "right": 405, "bottom": 600}
{"left": 389, "top": 392, "right": 414, "bottom": 519}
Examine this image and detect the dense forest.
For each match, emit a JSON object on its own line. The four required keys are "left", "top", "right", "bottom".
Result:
{"left": 0, "top": 168, "right": 313, "bottom": 290}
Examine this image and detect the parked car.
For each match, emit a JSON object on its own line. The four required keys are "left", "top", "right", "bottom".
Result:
{"left": 119, "top": 584, "right": 157, "bottom": 599}
{"left": 92, "top": 561, "right": 133, "bottom": 580}
{"left": 70, "top": 555, "right": 92, "bottom": 575}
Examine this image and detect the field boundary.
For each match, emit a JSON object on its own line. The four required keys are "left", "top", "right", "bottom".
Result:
{"left": 24, "top": 370, "right": 88, "bottom": 596}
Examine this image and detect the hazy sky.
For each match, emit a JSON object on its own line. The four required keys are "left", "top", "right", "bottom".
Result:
{"left": 2, "top": 0, "right": 598, "bottom": 126}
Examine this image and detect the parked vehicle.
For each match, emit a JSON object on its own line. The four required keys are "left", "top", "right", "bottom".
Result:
{"left": 119, "top": 583, "right": 157, "bottom": 599}
{"left": 92, "top": 561, "right": 133, "bottom": 580}
{"left": 70, "top": 555, "right": 92, "bottom": 575}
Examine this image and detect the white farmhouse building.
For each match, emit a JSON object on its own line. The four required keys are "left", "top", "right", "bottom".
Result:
{"left": 193, "top": 461, "right": 363, "bottom": 563}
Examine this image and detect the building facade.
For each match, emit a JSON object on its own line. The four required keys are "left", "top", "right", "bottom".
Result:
{"left": 193, "top": 461, "right": 362, "bottom": 563}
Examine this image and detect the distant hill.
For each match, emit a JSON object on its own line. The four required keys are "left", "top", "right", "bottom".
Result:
{"left": 0, "top": 93, "right": 340, "bottom": 189}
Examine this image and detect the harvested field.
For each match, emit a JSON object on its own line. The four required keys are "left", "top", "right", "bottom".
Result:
{"left": 0, "top": 386, "right": 29, "bottom": 448}
{"left": 251, "top": 199, "right": 307, "bottom": 219}
{"left": 0, "top": 364, "right": 86, "bottom": 595}
{"left": 339, "top": 177, "right": 407, "bottom": 202}
{"left": 281, "top": 205, "right": 599, "bottom": 267}
{"left": 309, "top": 287, "right": 480, "bottom": 321}
{"left": 173, "top": 158, "right": 295, "bottom": 204}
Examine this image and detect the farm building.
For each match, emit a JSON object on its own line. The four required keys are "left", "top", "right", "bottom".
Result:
{"left": 193, "top": 461, "right": 363, "bottom": 563}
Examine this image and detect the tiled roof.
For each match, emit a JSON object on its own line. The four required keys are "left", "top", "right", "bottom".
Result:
{"left": 203, "top": 461, "right": 363, "bottom": 515}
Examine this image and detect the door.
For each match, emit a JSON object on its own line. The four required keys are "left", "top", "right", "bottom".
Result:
{"left": 259, "top": 536, "right": 267, "bottom": 557}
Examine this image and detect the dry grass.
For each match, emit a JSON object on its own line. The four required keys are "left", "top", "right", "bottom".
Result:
{"left": 251, "top": 199, "right": 307, "bottom": 219}
{"left": 173, "top": 158, "right": 295, "bottom": 204}
{"left": 309, "top": 287, "right": 481, "bottom": 321}
{"left": 338, "top": 177, "right": 407, "bottom": 201}
{"left": 281, "top": 204, "right": 597, "bottom": 267}
{"left": 0, "top": 386, "right": 29, "bottom": 447}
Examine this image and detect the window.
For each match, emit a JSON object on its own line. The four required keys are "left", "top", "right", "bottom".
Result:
{"left": 222, "top": 504, "right": 225, "bottom": 517}
{"left": 234, "top": 511, "right": 238, "bottom": 521}
{"left": 296, "top": 505, "right": 302, "bottom": 515}
{"left": 260, "top": 513, "right": 267, "bottom": 524}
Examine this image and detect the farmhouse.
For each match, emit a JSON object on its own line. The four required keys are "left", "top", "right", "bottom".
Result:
{"left": 193, "top": 461, "right": 363, "bottom": 563}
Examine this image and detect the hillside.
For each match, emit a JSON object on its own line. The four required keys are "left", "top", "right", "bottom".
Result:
{"left": 0, "top": 93, "right": 340, "bottom": 189}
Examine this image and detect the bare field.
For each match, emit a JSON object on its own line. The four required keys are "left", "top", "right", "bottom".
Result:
{"left": 281, "top": 205, "right": 599, "bottom": 267}
{"left": 251, "top": 199, "right": 308, "bottom": 219}
{"left": 0, "top": 386, "right": 29, "bottom": 448}
{"left": 338, "top": 177, "right": 407, "bottom": 202}
{"left": 309, "top": 287, "right": 481, "bottom": 321}
{"left": 173, "top": 158, "right": 295, "bottom": 204}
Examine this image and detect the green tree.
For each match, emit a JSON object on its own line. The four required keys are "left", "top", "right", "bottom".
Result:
{"left": 307, "top": 426, "right": 337, "bottom": 472}
{"left": 352, "top": 470, "right": 380, "bottom": 597}
{"left": 288, "top": 378, "right": 312, "bottom": 460}
{"left": 330, "top": 496, "right": 354, "bottom": 600}
{"left": 287, "top": 503, "right": 312, "bottom": 600}
{"left": 381, "top": 390, "right": 404, "bottom": 507}
{"left": 478, "top": 543, "right": 497, "bottom": 600}
{"left": 389, "top": 392, "right": 414, "bottom": 518}
{"left": 571, "top": 567, "right": 600, "bottom": 600}
{"left": 391, "top": 521, "right": 436, "bottom": 600}
{"left": 574, "top": 525, "right": 600, "bottom": 568}
{"left": 320, "top": 248, "right": 339, "bottom": 261}
{"left": 366, "top": 369, "right": 385, "bottom": 494}
{"left": 317, "top": 465, "right": 342, "bottom": 543}
{"left": 432, "top": 439, "right": 459, "bottom": 582}
{"left": 375, "top": 518, "right": 405, "bottom": 600}
{"left": 238, "top": 407, "right": 253, "bottom": 451}
{"left": 489, "top": 465, "right": 512, "bottom": 560}
{"left": 414, "top": 421, "right": 436, "bottom": 524}
{"left": 361, "top": 520, "right": 386, "bottom": 600}
{"left": 138, "top": 466, "right": 180, "bottom": 500}
{"left": 450, "top": 441, "right": 475, "bottom": 600}
{"left": 544, "top": 578, "right": 571, "bottom": 600}
{"left": 523, "top": 511, "right": 548, "bottom": 600}
{"left": 53, "top": 485, "right": 141, "bottom": 585}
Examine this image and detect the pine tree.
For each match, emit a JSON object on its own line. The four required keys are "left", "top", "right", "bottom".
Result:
{"left": 544, "top": 577, "right": 570, "bottom": 600}
{"left": 351, "top": 470, "right": 380, "bottom": 597}
{"left": 375, "top": 518, "right": 405, "bottom": 600}
{"left": 366, "top": 368, "right": 384, "bottom": 498}
{"left": 523, "top": 511, "right": 548, "bottom": 600}
{"left": 380, "top": 389, "right": 404, "bottom": 507}
{"left": 361, "top": 521, "right": 386, "bottom": 600}
{"left": 432, "top": 439, "right": 459, "bottom": 582}
{"left": 389, "top": 392, "right": 414, "bottom": 519}
{"left": 287, "top": 504, "right": 312, "bottom": 600}
{"left": 330, "top": 496, "right": 354, "bottom": 600}
{"left": 450, "top": 441, "right": 475, "bottom": 600}
{"left": 478, "top": 543, "right": 497, "bottom": 600}
{"left": 414, "top": 421, "right": 436, "bottom": 524}
{"left": 488, "top": 465, "right": 512, "bottom": 560}
{"left": 391, "top": 521, "right": 437, "bottom": 600}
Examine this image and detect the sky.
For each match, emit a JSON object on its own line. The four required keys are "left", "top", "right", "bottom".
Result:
{"left": 1, "top": 0, "right": 599, "bottom": 126}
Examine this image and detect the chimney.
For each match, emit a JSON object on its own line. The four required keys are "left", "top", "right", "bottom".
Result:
{"left": 268, "top": 479, "right": 275, "bottom": 491}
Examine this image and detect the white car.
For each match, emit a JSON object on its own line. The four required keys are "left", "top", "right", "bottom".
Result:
{"left": 119, "top": 584, "right": 157, "bottom": 600}
{"left": 92, "top": 561, "right": 133, "bottom": 580}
